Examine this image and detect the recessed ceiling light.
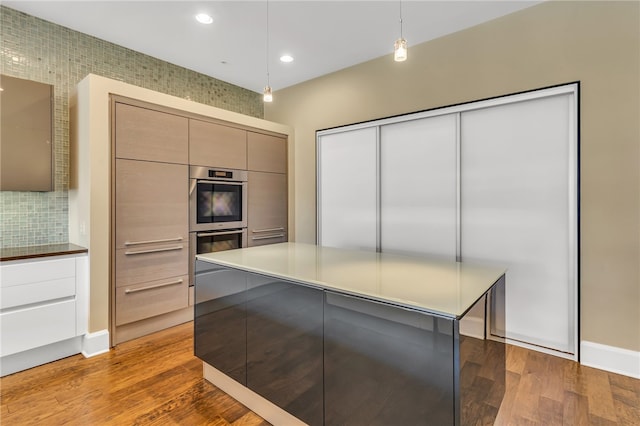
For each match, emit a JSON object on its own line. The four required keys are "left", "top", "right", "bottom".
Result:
{"left": 195, "top": 13, "right": 213, "bottom": 24}
{"left": 280, "top": 55, "right": 294, "bottom": 63}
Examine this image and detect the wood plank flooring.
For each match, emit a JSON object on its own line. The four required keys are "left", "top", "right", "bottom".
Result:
{"left": 1, "top": 322, "right": 638, "bottom": 425}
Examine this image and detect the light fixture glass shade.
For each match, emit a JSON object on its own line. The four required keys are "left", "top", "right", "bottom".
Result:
{"left": 263, "top": 85, "right": 273, "bottom": 102}
{"left": 394, "top": 37, "right": 408, "bottom": 62}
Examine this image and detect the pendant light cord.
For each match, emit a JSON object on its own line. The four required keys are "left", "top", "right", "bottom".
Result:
{"left": 399, "top": 0, "right": 403, "bottom": 39}
{"left": 266, "top": 0, "right": 270, "bottom": 86}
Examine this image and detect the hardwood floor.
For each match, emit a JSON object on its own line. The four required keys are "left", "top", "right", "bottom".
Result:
{"left": 1, "top": 322, "right": 638, "bottom": 425}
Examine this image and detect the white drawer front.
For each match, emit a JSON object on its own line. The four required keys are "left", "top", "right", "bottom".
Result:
{"left": 1, "top": 277, "right": 76, "bottom": 310}
{"left": 0, "top": 299, "right": 76, "bottom": 357}
{"left": 1, "top": 257, "right": 76, "bottom": 287}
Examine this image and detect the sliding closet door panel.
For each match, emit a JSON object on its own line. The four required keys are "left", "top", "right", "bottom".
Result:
{"left": 460, "top": 94, "right": 576, "bottom": 354}
{"left": 318, "top": 127, "right": 377, "bottom": 251}
{"left": 380, "top": 115, "right": 457, "bottom": 260}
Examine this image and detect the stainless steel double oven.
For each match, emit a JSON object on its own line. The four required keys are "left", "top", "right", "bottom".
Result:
{"left": 189, "top": 166, "right": 248, "bottom": 286}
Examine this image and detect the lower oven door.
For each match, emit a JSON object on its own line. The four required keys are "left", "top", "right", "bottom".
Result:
{"left": 189, "top": 229, "right": 248, "bottom": 286}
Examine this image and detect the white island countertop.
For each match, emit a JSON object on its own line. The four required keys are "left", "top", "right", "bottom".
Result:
{"left": 196, "top": 242, "right": 506, "bottom": 319}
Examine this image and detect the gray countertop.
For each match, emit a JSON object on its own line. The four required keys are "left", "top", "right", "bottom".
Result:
{"left": 197, "top": 242, "right": 505, "bottom": 319}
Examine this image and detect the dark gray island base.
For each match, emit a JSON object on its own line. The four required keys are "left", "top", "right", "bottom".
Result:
{"left": 195, "top": 243, "right": 506, "bottom": 425}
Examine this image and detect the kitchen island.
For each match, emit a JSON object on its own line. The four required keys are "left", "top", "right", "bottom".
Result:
{"left": 195, "top": 242, "right": 506, "bottom": 426}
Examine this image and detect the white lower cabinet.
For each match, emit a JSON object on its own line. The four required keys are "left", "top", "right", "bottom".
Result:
{"left": 0, "top": 253, "right": 88, "bottom": 376}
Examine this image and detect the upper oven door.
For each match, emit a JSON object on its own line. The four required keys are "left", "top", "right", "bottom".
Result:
{"left": 190, "top": 179, "right": 248, "bottom": 231}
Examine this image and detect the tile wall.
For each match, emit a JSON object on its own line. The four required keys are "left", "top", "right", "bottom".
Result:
{"left": 0, "top": 6, "right": 263, "bottom": 248}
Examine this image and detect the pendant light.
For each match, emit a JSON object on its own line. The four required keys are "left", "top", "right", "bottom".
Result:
{"left": 394, "top": 0, "right": 408, "bottom": 62}
{"left": 263, "top": 0, "right": 273, "bottom": 102}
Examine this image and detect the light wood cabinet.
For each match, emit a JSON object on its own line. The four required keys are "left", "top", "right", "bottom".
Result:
{"left": 247, "top": 132, "right": 287, "bottom": 173}
{"left": 115, "top": 274, "right": 189, "bottom": 326}
{"left": 113, "top": 98, "right": 191, "bottom": 341}
{"left": 0, "top": 75, "right": 53, "bottom": 191}
{"left": 114, "top": 102, "right": 188, "bottom": 164}
{"left": 114, "top": 159, "right": 188, "bottom": 328}
{"left": 189, "top": 119, "right": 247, "bottom": 169}
{"left": 114, "top": 159, "right": 188, "bottom": 250}
{"left": 248, "top": 171, "right": 287, "bottom": 247}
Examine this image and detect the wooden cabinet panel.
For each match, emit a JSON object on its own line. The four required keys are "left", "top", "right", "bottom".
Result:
{"left": 115, "top": 274, "right": 189, "bottom": 326}
{"left": 189, "top": 119, "right": 247, "bottom": 169}
{"left": 115, "top": 159, "right": 188, "bottom": 250}
{"left": 115, "top": 244, "right": 188, "bottom": 288}
{"left": 115, "top": 102, "right": 188, "bottom": 164}
{"left": 247, "top": 132, "right": 287, "bottom": 173}
{"left": 0, "top": 75, "right": 53, "bottom": 191}
{"left": 248, "top": 171, "right": 287, "bottom": 247}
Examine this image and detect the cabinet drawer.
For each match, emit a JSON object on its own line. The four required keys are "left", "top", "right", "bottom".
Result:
{"left": 1, "top": 257, "right": 75, "bottom": 288}
{"left": 0, "top": 299, "right": 76, "bottom": 357}
{"left": 115, "top": 244, "right": 188, "bottom": 287}
{"left": 1, "top": 277, "right": 75, "bottom": 310}
{"left": 249, "top": 232, "right": 288, "bottom": 247}
{"left": 115, "top": 275, "right": 189, "bottom": 326}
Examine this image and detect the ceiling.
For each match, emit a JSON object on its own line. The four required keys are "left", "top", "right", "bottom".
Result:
{"left": 4, "top": 1, "right": 541, "bottom": 94}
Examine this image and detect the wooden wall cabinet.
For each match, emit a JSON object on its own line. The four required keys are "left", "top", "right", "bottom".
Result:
{"left": 112, "top": 98, "right": 289, "bottom": 343}
{"left": 0, "top": 75, "right": 53, "bottom": 191}
{"left": 189, "top": 119, "right": 247, "bottom": 169}
{"left": 113, "top": 100, "right": 190, "bottom": 344}
{"left": 247, "top": 132, "right": 288, "bottom": 247}
{"left": 114, "top": 102, "right": 188, "bottom": 164}
{"left": 247, "top": 171, "right": 288, "bottom": 246}
{"left": 247, "top": 132, "right": 287, "bottom": 173}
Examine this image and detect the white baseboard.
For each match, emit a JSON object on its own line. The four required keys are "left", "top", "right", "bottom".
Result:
{"left": 580, "top": 341, "right": 640, "bottom": 379}
{"left": 1, "top": 336, "right": 82, "bottom": 377}
{"left": 81, "top": 329, "right": 110, "bottom": 358}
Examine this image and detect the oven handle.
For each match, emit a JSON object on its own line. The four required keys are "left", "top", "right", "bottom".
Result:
{"left": 194, "top": 179, "right": 246, "bottom": 186}
{"left": 197, "top": 230, "right": 245, "bottom": 238}
{"left": 190, "top": 179, "right": 245, "bottom": 196}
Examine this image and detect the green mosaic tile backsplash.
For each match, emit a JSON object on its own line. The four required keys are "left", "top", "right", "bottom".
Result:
{"left": 0, "top": 6, "right": 264, "bottom": 249}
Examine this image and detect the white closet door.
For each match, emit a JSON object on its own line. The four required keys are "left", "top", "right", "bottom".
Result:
{"left": 380, "top": 114, "right": 458, "bottom": 260}
{"left": 460, "top": 94, "right": 576, "bottom": 354}
{"left": 318, "top": 127, "right": 378, "bottom": 251}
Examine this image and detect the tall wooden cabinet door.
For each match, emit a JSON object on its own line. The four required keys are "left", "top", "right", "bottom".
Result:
{"left": 380, "top": 114, "right": 458, "bottom": 260}
{"left": 460, "top": 93, "right": 577, "bottom": 355}
{"left": 189, "top": 119, "right": 247, "bottom": 169}
{"left": 317, "top": 127, "right": 377, "bottom": 251}
{"left": 247, "top": 171, "right": 288, "bottom": 247}
{"left": 114, "top": 102, "right": 188, "bottom": 164}
{"left": 115, "top": 159, "right": 188, "bottom": 252}
{"left": 247, "top": 132, "right": 287, "bottom": 173}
